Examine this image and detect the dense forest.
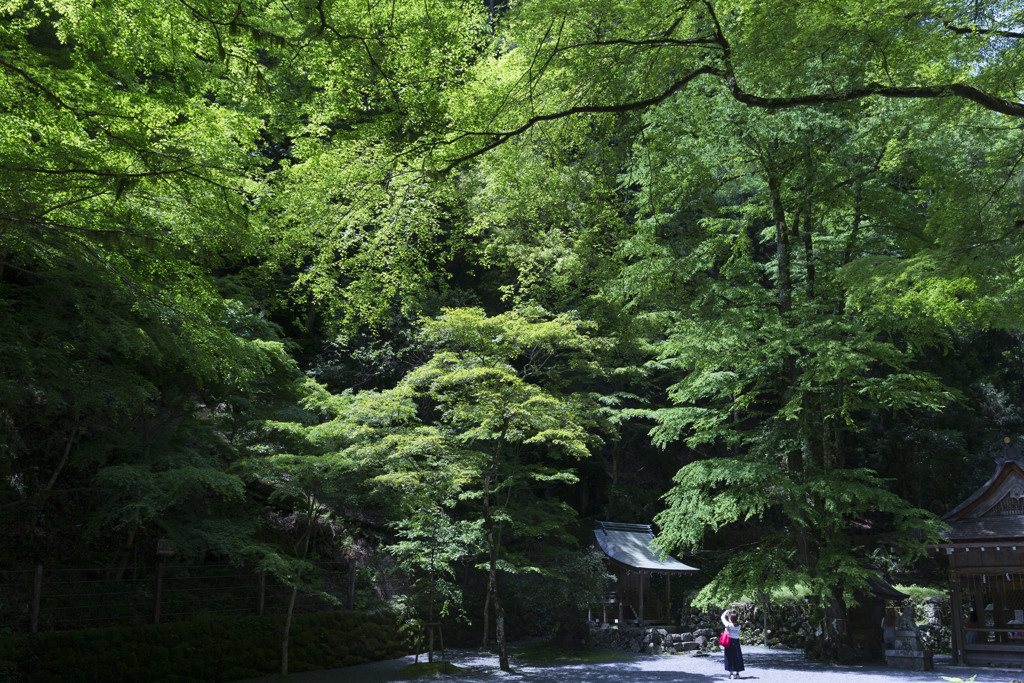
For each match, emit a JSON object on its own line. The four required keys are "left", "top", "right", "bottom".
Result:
{"left": 3, "top": 0, "right": 1024, "bottom": 667}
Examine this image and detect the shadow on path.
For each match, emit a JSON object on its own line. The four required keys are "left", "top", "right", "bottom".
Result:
{"left": 238, "top": 644, "right": 1017, "bottom": 683}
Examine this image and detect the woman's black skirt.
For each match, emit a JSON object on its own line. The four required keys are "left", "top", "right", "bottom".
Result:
{"left": 724, "top": 640, "right": 744, "bottom": 672}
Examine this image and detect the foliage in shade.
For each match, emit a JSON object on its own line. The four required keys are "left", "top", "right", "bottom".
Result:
{"left": 0, "top": 610, "right": 407, "bottom": 682}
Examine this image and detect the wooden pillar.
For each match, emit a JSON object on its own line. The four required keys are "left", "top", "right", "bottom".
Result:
{"left": 763, "top": 602, "right": 769, "bottom": 647}
{"left": 994, "top": 580, "right": 1006, "bottom": 643}
{"left": 949, "top": 569, "right": 964, "bottom": 664}
{"left": 974, "top": 588, "right": 984, "bottom": 628}
{"left": 638, "top": 572, "right": 645, "bottom": 625}
{"left": 428, "top": 621, "right": 435, "bottom": 663}
{"left": 664, "top": 574, "right": 671, "bottom": 623}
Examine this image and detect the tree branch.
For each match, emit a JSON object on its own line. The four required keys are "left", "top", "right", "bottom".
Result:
{"left": 431, "top": 0, "right": 1024, "bottom": 175}
{"left": 558, "top": 36, "right": 717, "bottom": 50}
{"left": 9, "top": 165, "right": 196, "bottom": 178}
{"left": 940, "top": 20, "right": 1024, "bottom": 40}
{"left": 725, "top": 80, "right": 1024, "bottom": 118}
{"left": 437, "top": 65, "right": 720, "bottom": 174}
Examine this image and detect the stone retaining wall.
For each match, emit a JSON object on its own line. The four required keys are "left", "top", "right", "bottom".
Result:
{"left": 590, "top": 625, "right": 714, "bottom": 655}
{"left": 590, "top": 597, "right": 951, "bottom": 658}
{"left": 682, "top": 602, "right": 816, "bottom": 650}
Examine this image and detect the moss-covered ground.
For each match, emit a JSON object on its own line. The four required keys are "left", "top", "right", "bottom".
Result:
{"left": 511, "top": 641, "right": 629, "bottom": 664}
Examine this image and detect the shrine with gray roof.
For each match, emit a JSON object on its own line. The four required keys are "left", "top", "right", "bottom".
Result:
{"left": 932, "top": 438, "right": 1024, "bottom": 667}
{"left": 591, "top": 521, "right": 698, "bottom": 625}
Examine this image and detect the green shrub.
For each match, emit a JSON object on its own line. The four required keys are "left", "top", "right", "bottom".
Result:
{"left": 893, "top": 584, "right": 946, "bottom": 603}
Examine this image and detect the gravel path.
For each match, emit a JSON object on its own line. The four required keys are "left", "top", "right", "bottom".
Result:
{"left": 241, "top": 645, "right": 1021, "bottom": 683}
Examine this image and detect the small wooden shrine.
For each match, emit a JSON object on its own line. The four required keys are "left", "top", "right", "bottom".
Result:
{"left": 848, "top": 572, "right": 908, "bottom": 660}
{"left": 931, "top": 438, "right": 1024, "bottom": 667}
{"left": 591, "top": 521, "right": 698, "bottom": 625}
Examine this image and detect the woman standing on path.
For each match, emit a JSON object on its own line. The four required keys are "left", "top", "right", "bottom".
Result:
{"left": 881, "top": 607, "right": 897, "bottom": 650}
{"left": 721, "top": 609, "right": 745, "bottom": 680}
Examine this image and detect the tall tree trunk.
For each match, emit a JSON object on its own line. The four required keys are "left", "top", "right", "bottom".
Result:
{"left": 282, "top": 584, "right": 299, "bottom": 677}
{"left": 281, "top": 499, "right": 313, "bottom": 677}
{"left": 769, "top": 174, "right": 801, "bottom": 477}
{"left": 826, "top": 585, "right": 851, "bottom": 646}
{"left": 800, "top": 211, "right": 815, "bottom": 304}
{"left": 832, "top": 388, "right": 847, "bottom": 469}
{"left": 32, "top": 423, "right": 78, "bottom": 537}
{"left": 482, "top": 426, "right": 511, "bottom": 671}
{"left": 113, "top": 523, "right": 139, "bottom": 582}
{"left": 793, "top": 207, "right": 826, "bottom": 474}
{"left": 479, "top": 586, "right": 491, "bottom": 650}
{"left": 347, "top": 558, "right": 357, "bottom": 610}
{"left": 486, "top": 505, "right": 509, "bottom": 672}
{"left": 770, "top": 172, "right": 821, "bottom": 584}
{"left": 769, "top": 175, "right": 792, "bottom": 315}
{"left": 427, "top": 526, "right": 437, "bottom": 663}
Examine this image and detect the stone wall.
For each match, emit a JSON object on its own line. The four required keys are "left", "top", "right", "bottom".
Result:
{"left": 588, "top": 602, "right": 811, "bottom": 657}
{"left": 590, "top": 596, "right": 951, "bottom": 658}
{"left": 682, "top": 603, "right": 817, "bottom": 650}
{"left": 590, "top": 625, "right": 713, "bottom": 655}
{"left": 916, "top": 597, "right": 950, "bottom": 655}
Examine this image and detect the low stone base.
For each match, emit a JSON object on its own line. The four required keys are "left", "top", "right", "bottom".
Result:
{"left": 885, "top": 649, "right": 933, "bottom": 671}
{"left": 590, "top": 625, "right": 713, "bottom": 655}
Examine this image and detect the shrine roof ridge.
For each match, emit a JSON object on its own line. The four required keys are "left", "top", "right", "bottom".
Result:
{"left": 595, "top": 521, "right": 654, "bottom": 534}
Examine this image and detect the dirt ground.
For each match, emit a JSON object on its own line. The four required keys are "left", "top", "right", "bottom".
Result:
{"left": 240, "top": 644, "right": 1022, "bottom": 683}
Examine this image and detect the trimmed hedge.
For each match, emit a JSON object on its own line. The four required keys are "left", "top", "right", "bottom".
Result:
{"left": 0, "top": 610, "right": 408, "bottom": 682}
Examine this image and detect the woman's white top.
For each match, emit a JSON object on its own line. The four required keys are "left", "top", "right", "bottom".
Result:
{"left": 721, "top": 611, "right": 741, "bottom": 639}
{"left": 881, "top": 619, "right": 896, "bottom": 639}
